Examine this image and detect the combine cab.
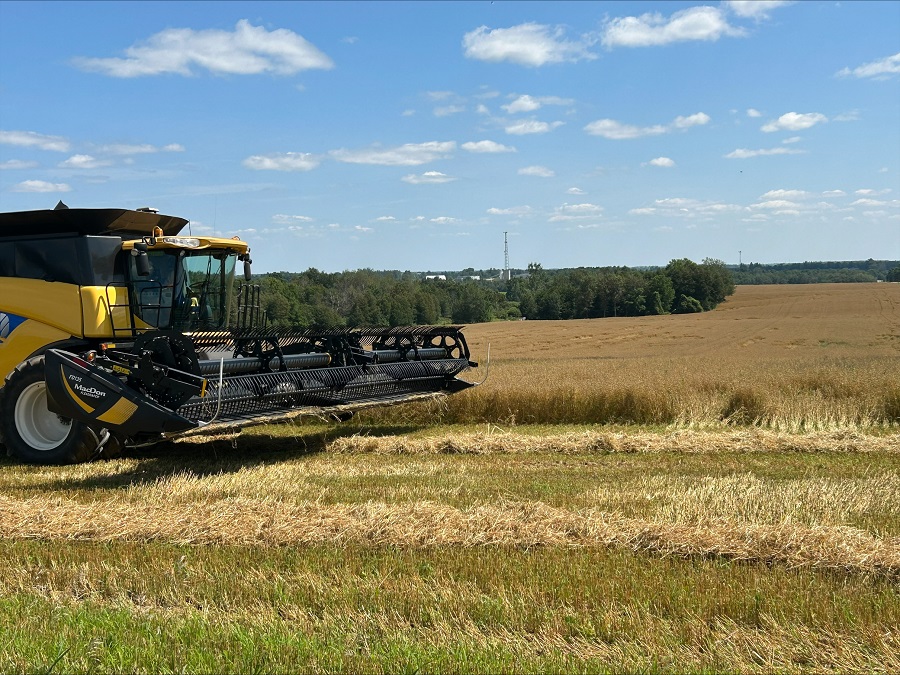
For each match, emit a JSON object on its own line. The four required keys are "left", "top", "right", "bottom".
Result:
{"left": 0, "top": 205, "right": 476, "bottom": 464}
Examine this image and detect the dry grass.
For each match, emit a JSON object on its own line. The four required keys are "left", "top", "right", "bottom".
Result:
{"left": 0, "top": 495, "right": 897, "bottom": 577}
{"left": 322, "top": 427, "right": 900, "bottom": 454}
{"left": 1, "top": 425, "right": 897, "bottom": 577}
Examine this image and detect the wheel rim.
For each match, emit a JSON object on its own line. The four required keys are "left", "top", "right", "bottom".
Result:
{"left": 14, "top": 381, "right": 72, "bottom": 451}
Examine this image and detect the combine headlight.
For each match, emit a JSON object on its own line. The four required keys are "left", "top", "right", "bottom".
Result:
{"left": 161, "top": 237, "right": 201, "bottom": 248}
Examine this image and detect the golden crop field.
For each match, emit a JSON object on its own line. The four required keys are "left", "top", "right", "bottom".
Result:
{"left": 424, "top": 282, "right": 900, "bottom": 430}
{"left": 0, "top": 283, "right": 898, "bottom": 673}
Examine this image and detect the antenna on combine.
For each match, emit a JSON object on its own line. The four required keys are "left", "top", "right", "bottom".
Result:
{"left": 503, "top": 231, "right": 510, "bottom": 281}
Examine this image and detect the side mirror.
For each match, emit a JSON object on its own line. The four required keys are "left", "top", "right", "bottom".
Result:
{"left": 243, "top": 258, "right": 252, "bottom": 282}
{"left": 132, "top": 245, "right": 151, "bottom": 277}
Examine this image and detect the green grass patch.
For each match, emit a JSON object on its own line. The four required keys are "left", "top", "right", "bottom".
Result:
{"left": 1, "top": 542, "right": 897, "bottom": 674}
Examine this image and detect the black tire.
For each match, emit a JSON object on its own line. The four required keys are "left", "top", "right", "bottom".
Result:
{"left": 0, "top": 356, "right": 99, "bottom": 464}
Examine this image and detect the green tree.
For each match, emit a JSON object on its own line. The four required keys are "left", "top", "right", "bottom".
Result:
{"left": 347, "top": 291, "right": 386, "bottom": 326}
{"left": 414, "top": 290, "right": 441, "bottom": 324}
{"left": 647, "top": 273, "right": 675, "bottom": 314}
{"left": 666, "top": 258, "right": 734, "bottom": 312}
{"left": 517, "top": 288, "right": 537, "bottom": 319}
{"left": 535, "top": 286, "right": 563, "bottom": 320}
{"left": 451, "top": 283, "right": 492, "bottom": 323}
{"left": 700, "top": 258, "right": 735, "bottom": 308}
{"left": 676, "top": 294, "right": 704, "bottom": 313}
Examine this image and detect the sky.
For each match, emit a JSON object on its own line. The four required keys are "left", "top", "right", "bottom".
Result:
{"left": 0, "top": 1, "right": 898, "bottom": 274}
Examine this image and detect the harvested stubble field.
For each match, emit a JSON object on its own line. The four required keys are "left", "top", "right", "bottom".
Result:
{"left": 1, "top": 283, "right": 899, "bottom": 673}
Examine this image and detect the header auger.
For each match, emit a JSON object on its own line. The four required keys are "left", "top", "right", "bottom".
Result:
{"left": 0, "top": 205, "right": 477, "bottom": 464}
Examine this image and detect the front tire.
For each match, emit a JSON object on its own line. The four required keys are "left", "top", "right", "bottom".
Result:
{"left": 0, "top": 356, "right": 99, "bottom": 464}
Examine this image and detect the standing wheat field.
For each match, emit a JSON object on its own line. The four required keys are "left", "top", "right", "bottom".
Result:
{"left": 1, "top": 283, "right": 898, "bottom": 673}
{"left": 430, "top": 282, "right": 900, "bottom": 430}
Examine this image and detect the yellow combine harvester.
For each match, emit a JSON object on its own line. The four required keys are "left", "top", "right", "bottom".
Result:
{"left": 0, "top": 204, "right": 476, "bottom": 464}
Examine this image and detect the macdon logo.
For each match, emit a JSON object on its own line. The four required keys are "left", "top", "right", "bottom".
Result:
{"left": 73, "top": 382, "right": 107, "bottom": 399}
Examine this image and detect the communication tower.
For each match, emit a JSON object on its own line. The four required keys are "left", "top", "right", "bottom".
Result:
{"left": 502, "top": 231, "right": 510, "bottom": 281}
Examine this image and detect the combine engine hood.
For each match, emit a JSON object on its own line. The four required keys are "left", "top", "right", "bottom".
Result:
{"left": 44, "top": 326, "right": 476, "bottom": 440}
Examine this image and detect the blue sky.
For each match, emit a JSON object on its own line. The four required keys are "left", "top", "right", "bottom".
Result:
{"left": 1, "top": 1, "right": 898, "bottom": 273}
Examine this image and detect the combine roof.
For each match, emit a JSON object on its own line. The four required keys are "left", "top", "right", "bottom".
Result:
{"left": 0, "top": 207, "right": 189, "bottom": 238}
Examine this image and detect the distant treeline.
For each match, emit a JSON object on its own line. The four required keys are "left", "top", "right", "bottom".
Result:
{"left": 732, "top": 260, "right": 900, "bottom": 284}
{"left": 506, "top": 258, "right": 734, "bottom": 320}
{"left": 252, "top": 258, "right": 735, "bottom": 327}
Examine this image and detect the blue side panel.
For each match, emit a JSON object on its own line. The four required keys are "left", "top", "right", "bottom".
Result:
{"left": 0, "top": 312, "right": 27, "bottom": 343}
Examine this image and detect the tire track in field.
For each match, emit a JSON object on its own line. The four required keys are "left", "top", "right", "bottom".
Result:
{"left": 643, "top": 286, "right": 804, "bottom": 358}
{"left": 874, "top": 285, "right": 900, "bottom": 350}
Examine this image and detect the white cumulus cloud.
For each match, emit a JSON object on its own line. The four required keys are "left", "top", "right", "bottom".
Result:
{"left": 426, "top": 91, "right": 456, "bottom": 101}
{"left": 833, "top": 110, "right": 860, "bottom": 123}
{"left": 0, "top": 159, "right": 39, "bottom": 170}
{"left": 461, "top": 140, "right": 516, "bottom": 153}
{"left": 725, "top": 147, "right": 806, "bottom": 158}
{"left": 273, "top": 214, "right": 314, "bottom": 225}
{"left": 502, "top": 94, "right": 574, "bottom": 114}
{"left": 433, "top": 105, "right": 465, "bottom": 117}
{"left": 402, "top": 171, "right": 456, "bottom": 184}
{"left": 631, "top": 197, "right": 745, "bottom": 218}
{"left": 13, "top": 180, "right": 71, "bottom": 193}
{"left": 760, "top": 189, "right": 810, "bottom": 200}
{"left": 73, "top": 20, "right": 334, "bottom": 77}
{"left": 331, "top": 141, "right": 455, "bottom": 166}
{"left": 59, "top": 154, "right": 113, "bottom": 169}
{"left": 724, "top": 1, "right": 793, "bottom": 20}
{"left": 584, "top": 112, "right": 709, "bottom": 139}
{"left": 518, "top": 165, "right": 555, "bottom": 178}
{"left": 673, "top": 112, "right": 711, "bottom": 128}
{"left": 462, "top": 23, "right": 597, "bottom": 66}
{"left": 761, "top": 112, "right": 827, "bottom": 132}
{"left": 243, "top": 152, "right": 321, "bottom": 171}
{"left": 503, "top": 94, "right": 541, "bottom": 114}
{"left": 505, "top": 120, "right": 564, "bottom": 135}
{"left": 647, "top": 157, "right": 675, "bottom": 167}
{"left": 836, "top": 52, "right": 900, "bottom": 79}
{"left": 487, "top": 205, "right": 532, "bottom": 216}
{"left": 751, "top": 199, "right": 801, "bottom": 210}
{"left": 549, "top": 203, "right": 604, "bottom": 222}
{"left": 97, "top": 143, "right": 184, "bottom": 155}
{"left": 0, "top": 130, "right": 70, "bottom": 152}
{"left": 601, "top": 6, "right": 743, "bottom": 48}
